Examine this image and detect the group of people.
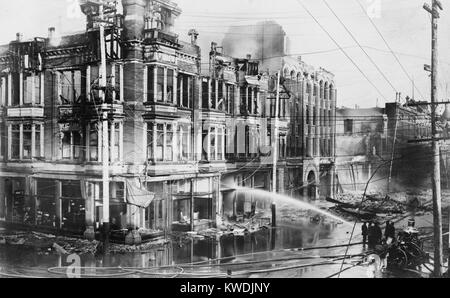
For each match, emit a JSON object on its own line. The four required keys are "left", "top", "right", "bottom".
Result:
{"left": 361, "top": 221, "right": 396, "bottom": 248}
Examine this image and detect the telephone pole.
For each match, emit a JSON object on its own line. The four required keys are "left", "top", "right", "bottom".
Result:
{"left": 99, "top": 1, "right": 110, "bottom": 254}
{"left": 271, "top": 71, "right": 281, "bottom": 227}
{"left": 424, "top": 0, "right": 443, "bottom": 277}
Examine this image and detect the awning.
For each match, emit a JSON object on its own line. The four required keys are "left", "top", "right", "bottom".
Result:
{"left": 126, "top": 182, "right": 155, "bottom": 208}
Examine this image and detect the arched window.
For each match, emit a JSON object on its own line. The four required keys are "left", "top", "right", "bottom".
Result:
{"left": 319, "top": 81, "right": 324, "bottom": 99}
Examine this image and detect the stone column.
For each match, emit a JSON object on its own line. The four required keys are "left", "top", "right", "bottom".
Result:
{"left": 55, "top": 180, "right": 62, "bottom": 229}
{"left": 7, "top": 73, "right": 12, "bottom": 106}
{"left": 0, "top": 178, "right": 5, "bottom": 220}
{"left": 19, "top": 72, "right": 23, "bottom": 106}
{"left": 84, "top": 181, "right": 96, "bottom": 240}
{"left": 19, "top": 124, "right": 23, "bottom": 160}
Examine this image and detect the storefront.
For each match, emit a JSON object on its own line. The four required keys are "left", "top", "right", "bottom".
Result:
{"left": 61, "top": 180, "right": 85, "bottom": 233}
{"left": 220, "top": 172, "right": 270, "bottom": 222}
{"left": 35, "top": 179, "right": 57, "bottom": 228}
{"left": 4, "top": 177, "right": 28, "bottom": 224}
{"left": 170, "top": 178, "right": 218, "bottom": 232}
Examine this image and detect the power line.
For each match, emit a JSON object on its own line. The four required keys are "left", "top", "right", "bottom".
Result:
{"left": 295, "top": 0, "right": 388, "bottom": 102}
{"left": 322, "top": 0, "right": 398, "bottom": 95}
{"left": 354, "top": 0, "right": 427, "bottom": 101}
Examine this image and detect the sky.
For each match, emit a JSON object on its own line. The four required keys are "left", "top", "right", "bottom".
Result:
{"left": 0, "top": 0, "right": 449, "bottom": 110}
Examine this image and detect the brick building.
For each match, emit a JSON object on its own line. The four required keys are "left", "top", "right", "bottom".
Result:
{"left": 0, "top": 0, "right": 338, "bottom": 237}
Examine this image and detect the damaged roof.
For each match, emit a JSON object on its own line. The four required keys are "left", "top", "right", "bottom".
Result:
{"left": 337, "top": 107, "right": 385, "bottom": 118}
{"left": 46, "top": 32, "right": 89, "bottom": 49}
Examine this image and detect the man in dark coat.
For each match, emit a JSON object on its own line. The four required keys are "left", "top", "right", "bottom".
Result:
{"left": 374, "top": 222, "right": 383, "bottom": 245}
{"left": 384, "top": 221, "right": 390, "bottom": 239}
{"left": 367, "top": 222, "right": 375, "bottom": 248}
{"left": 361, "top": 222, "right": 368, "bottom": 246}
{"left": 387, "top": 222, "right": 396, "bottom": 240}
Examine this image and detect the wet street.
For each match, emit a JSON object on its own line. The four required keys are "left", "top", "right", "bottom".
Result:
{"left": 0, "top": 208, "right": 437, "bottom": 278}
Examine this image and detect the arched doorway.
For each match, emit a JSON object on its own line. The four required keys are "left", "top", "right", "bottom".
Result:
{"left": 307, "top": 171, "right": 316, "bottom": 200}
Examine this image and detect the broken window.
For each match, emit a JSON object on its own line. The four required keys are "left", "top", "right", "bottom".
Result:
{"left": 179, "top": 74, "right": 193, "bottom": 109}
{"left": 106, "top": 64, "right": 121, "bottom": 102}
{"left": 22, "top": 124, "right": 32, "bottom": 159}
{"left": 110, "top": 122, "right": 121, "bottom": 162}
{"left": 202, "top": 80, "right": 209, "bottom": 109}
{"left": 225, "top": 84, "right": 234, "bottom": 114}
{"left": 8, "top": 123, "right": 43, "bottom": 160}
{"left": 11, "top": 124, "right": 20, "bottom": 159}
{"left": 240, "top": 87, "right": 246, "bottom": 114}
{"left": 156, "top": 67, "right": 164, "bottom": 102}
{"left": 60, "top": 124, "right": 82, "bottom": 160}
{"left": 279, "top": 135, "right": 286, "bottom": 159}
{"left": 217, "top": 127, "right": 224, "bottom": 160}
{"left": 90, "top": 66, "right": 100, "bottom": 101}
{"left": 0, "top": 76, "right": 7, "bottom": 107}
{"left": 11, "top": 73, "right": 20, "bottom": 106}
{"left": 147, "top": 66, "right": 155, "bottom": 103}
{"left": 210, "top": 127, "right": 216, "bottom": 161}
{"left": 59, "top": 70, "right": 81, "bottom": 104}
{"left": 167, "top": 69, "right": 174, "bottom": 103}
{"left": 211, "top": 79, "right": 216, "bottom": 110}
{"left": 344, "top": 119, "right": 353, "bottom": 134}
{"left": 150, "top": 122, "right": 174, "bottom": 162}
{"left": 218, "top": 80, "right": 224, "bottom": 111}
{"left": 146, "top": 123, "right": 154, "bottom": 160}
{"left": 23, "top": 74, "right": 33, "bottom": 105}
{"left": 166, "top": 124, "right": 173, "bottom": 161}
{"left": 253, "top": 88, "right": 258, "bottom": 115}
{"left": 89, "top": 124, "right": 99, "bottom": 161}
{"left": 156, "top": 123, "right": 164, "bottom": 161}
{"left": 35, "top": 124, "right": 41, "bottom": 158}
{"left": 178, "top": 125, "right": 190, "bottom": 161}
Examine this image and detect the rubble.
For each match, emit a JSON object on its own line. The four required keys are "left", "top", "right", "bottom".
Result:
{"left": 327, "top": 191, "right": 434, "bottom": 222}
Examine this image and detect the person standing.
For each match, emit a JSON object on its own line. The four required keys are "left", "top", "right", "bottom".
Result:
{"left": 384, "top": 221, "right": 390, "bottom": 239}
{"left": 367, "top": 222, "right": 375, "bottom": 248}
{"left": 374, "top": 222, "right": 383, "bottom": 245}
{"left": 362, "top": 222, "right": 368, "bottom": 246}
{"left": 388, "top": 222, "right": 396, "bottom": 242}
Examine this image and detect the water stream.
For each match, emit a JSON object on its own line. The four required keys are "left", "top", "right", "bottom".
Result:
{"left": 234, "top": 187, "right": 352, "bottom": 226}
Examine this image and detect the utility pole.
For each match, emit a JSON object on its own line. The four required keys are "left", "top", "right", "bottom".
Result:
{"left": 387, "top": 92, "right": 400, "bottom": 194}
{"left": 99, "top": 1, "right": 110, "bottom": 254}
{"left": 424, "top": 0, "right": 443, "bottom": 277}
{"left": 271, "top": 71, "right": 281, "bottom": 227}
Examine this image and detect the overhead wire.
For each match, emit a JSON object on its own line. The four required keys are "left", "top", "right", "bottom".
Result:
{"left": 294, "top": 0, "right": 388, "bottom": 102}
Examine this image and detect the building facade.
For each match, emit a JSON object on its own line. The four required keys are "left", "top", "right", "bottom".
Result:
{"left": 335, "top": 97, "right": 436, "bottom": 192}
{"left": 0, "top": 0, "right": 338, "bottom": 237}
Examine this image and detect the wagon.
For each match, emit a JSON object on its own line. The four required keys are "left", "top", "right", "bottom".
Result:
{"left": 384, "top": 227, "right": 429, "bottom": 269}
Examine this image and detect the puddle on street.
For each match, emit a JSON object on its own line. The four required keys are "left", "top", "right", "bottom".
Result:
{"left": 0, "top": 216, "right": 426, "bottom": 278}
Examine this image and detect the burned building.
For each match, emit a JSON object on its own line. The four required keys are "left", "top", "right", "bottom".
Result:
{"left": 0, "top": 1, "right": 338, "bottom": 238}
{"left": 218, "top": 23, "right": 338, "bottom": 206}
{"left": 335, "top": 107, "right": 387, "bottom": 192}
{"left": 0, "top": 0, "right": 220, "bottom": 237}
{"left": 334, "top": 97, "right": 436, "bottom": 192}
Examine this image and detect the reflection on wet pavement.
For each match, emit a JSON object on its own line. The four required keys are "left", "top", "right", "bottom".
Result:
{"left": 0, "top": 216, "right": 427, "bottom": 278}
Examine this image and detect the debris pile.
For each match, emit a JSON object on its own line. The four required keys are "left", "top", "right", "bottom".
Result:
{"left": 109, "top": 238, "right": 169, "bottom": 254}
{"left": 0, "top": 229, "right": 170, "bottom": 255}
{"left": 54, "top": 237, "right": 99, "bottom": 255}
{"left": 328, "top": 191, "right": 433, "bottom": 221}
